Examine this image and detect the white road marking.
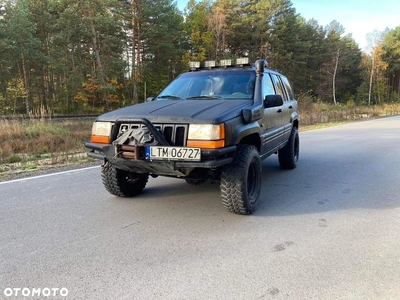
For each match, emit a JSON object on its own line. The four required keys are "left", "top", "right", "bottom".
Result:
{"left": 0, "top": 166, "right": 100, "bottom": 185}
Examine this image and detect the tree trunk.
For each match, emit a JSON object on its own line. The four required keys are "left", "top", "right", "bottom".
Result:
{"left": 136, "top": 7, "right": 141, "bottom": 75}
{"left": 332, "top": 49, "right": 339, "bottom": 105}
{"left": 368, "top": 56, "right": 374, "bottom": 105}
{"left": 131, "top": 0, "right": 138, "bottom": 104}
{"left": 21, "top": 52, "right": 30, "bottom": 116}
{"left": 41, "top": 73, "right": 47, "bottom": 111}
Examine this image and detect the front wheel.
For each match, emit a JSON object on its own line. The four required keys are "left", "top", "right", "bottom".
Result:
{"left": 220, "top": 145, "right": 262, "bottom": 215}
{"left": 101, "top": 165, "right": 148, "bottom": 197}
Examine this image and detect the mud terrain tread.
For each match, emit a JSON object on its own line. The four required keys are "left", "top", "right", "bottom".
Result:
{"left": 101, "top": 166, "right": 148, "bottom": 197}
{"left": 220, "top": 145, "right": 261, "bottom": 215}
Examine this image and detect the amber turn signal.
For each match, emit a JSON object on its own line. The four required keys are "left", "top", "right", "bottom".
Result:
{"left": 90, "top": 135, "right": 110, "bottom": 144}
{"left": 187, "top": 139, "right": 225, "bottom": 149}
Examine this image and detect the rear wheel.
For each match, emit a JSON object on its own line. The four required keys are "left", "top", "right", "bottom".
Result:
{"left": 220, "top": 145, "right": 262, "bottom": 215}
{"left": 278, "top": 127, "right": 299, "bottom": 169}
{"left": 101, "top": 165, "right": 148, "bottom": 197}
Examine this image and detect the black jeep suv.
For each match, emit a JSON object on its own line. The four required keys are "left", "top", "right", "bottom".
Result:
{"left": 85, "top": 58, "right": 299, "bottom": 215}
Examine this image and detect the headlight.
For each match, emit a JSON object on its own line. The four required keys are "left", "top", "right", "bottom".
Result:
{"left": 187, "top": 124, "right": 225, "bottom": 149}
{"left": 188, "top": 124, "right": 225, "bottom": 140}
{"left": 90, "top": 122, "right": 113, "bottom": 144}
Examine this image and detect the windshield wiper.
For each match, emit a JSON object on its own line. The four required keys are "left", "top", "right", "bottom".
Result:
{"left": 186, "top": 95, "right": 222, "bottom": 100}
{"left": 158, "top": 95, "right": 182, "bottom": 100}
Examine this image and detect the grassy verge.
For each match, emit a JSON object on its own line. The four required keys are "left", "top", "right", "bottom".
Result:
{"left": 299, "top": 102, "right": 400, "bottom": 126}
{"left": 0, "top": 118, "right": 94, "bottom": 173}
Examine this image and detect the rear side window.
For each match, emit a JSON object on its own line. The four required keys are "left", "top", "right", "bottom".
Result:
{"left": 281, "top": 75, "right": 295, "bottom": 100}
{"left": 271, "top": 74, "right": 288, "bottom": 101}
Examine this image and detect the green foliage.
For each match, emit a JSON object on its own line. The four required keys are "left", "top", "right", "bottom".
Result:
{"left": 26, "top": 123, "right": 68, "bottom": 138}
{"left": 382, "top": 27, "right": 400, "bottom": 100}
{"left": 22, "top": 163, "right": 37, "bottom": 170}
{"left": 382, "top": 27, "right": 400, "bottom": 73}
{"left": 346, "top": 97, "right": 355, "bottom": 108}
{"left": 7, "top": 155, "right": 22, "bottom": 164}
{"left": 183, "top": 0, "right": 213, "bottom": 61}
{"left": 389, "top": 91, "right": 400, "bottom": 103}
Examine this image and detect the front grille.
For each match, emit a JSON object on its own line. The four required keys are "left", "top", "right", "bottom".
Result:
{"left": 118, "top": 123, "right": 188, "bottom": 146}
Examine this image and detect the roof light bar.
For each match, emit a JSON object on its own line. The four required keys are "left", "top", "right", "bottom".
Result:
{"left": 189, "top": 57, "right": 252, "bottom": 70}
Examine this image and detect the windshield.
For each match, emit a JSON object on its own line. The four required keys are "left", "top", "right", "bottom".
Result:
{"left": 157, "top": 70, "right": 255, "bottom": 100}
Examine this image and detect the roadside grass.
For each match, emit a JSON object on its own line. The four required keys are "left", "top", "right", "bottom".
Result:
{"left": 299, "top": 102, "right": 400, "bottom": 130}
{"left": 0, "top": 118, "right": 94, "bottom": 170}
{"left": 0, "top": 102, "right": 399, "bottom": 173}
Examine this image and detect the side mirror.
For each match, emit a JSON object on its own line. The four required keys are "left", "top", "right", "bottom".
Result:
{"left": 146, "top": 97, "right": 155, "bottom": 102}
{"left": 264, "top": 94, "right": 283, "bottom": 108}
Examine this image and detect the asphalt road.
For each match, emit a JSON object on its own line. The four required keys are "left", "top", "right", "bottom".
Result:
{"left": 1, "top": 116, "right": 400, "bottom": 300}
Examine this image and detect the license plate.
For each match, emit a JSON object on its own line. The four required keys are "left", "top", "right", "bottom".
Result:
{"left": 145, "top": 146, "right": 201, "bottom": 161}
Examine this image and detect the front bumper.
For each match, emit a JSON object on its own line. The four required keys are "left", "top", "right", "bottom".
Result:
{"left": 85, "top": 142, "right": 236, "bottom": 176}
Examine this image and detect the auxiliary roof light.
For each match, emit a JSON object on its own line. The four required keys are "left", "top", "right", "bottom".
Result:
{"left": 189, "top": 61, "right": 200, "bottom": 69}
{"left": 219, "top": 59, "right": 232, "bottom": 67}
{"left": 236, "top": 57, "right": 249, "bottom": 65}
{"left": 204, "top": 60, "right": 216, "bottom": 68}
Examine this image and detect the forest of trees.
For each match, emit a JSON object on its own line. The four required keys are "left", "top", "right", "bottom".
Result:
{"left": 0, "top": 0, "right": 399, "bottom": 115}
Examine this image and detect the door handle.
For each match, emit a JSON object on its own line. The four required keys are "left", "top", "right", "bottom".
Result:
{"left": 289, "top": 105, "right": 293, "bottom": 109}
{"left": 277, "top": 109, "right": 283, "bottom": 113}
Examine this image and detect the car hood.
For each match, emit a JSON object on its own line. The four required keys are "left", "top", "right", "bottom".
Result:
{"left": 96, "top": 100, "right": 252, "bottom": 124}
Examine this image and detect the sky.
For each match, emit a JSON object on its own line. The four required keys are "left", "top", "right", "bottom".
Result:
{"left": 175, "top": 0, "right": 400, "bottom": 52}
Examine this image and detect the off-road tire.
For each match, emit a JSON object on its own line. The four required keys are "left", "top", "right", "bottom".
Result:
{"left": 220, "top": 145, "right": 262, "bottom": 215}
{"left": 101, "top": 166, "right": 148, "bottom": 197}
{"left": 278, "top": 127, "right": 299, "bottom": 169}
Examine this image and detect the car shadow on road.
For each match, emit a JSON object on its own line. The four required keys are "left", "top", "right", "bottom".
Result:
{"left": 141, "top": 178, "right": 220, "bottom": 197}
{"left": 254, "top": 155, "right": 399, "bottom": 217}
